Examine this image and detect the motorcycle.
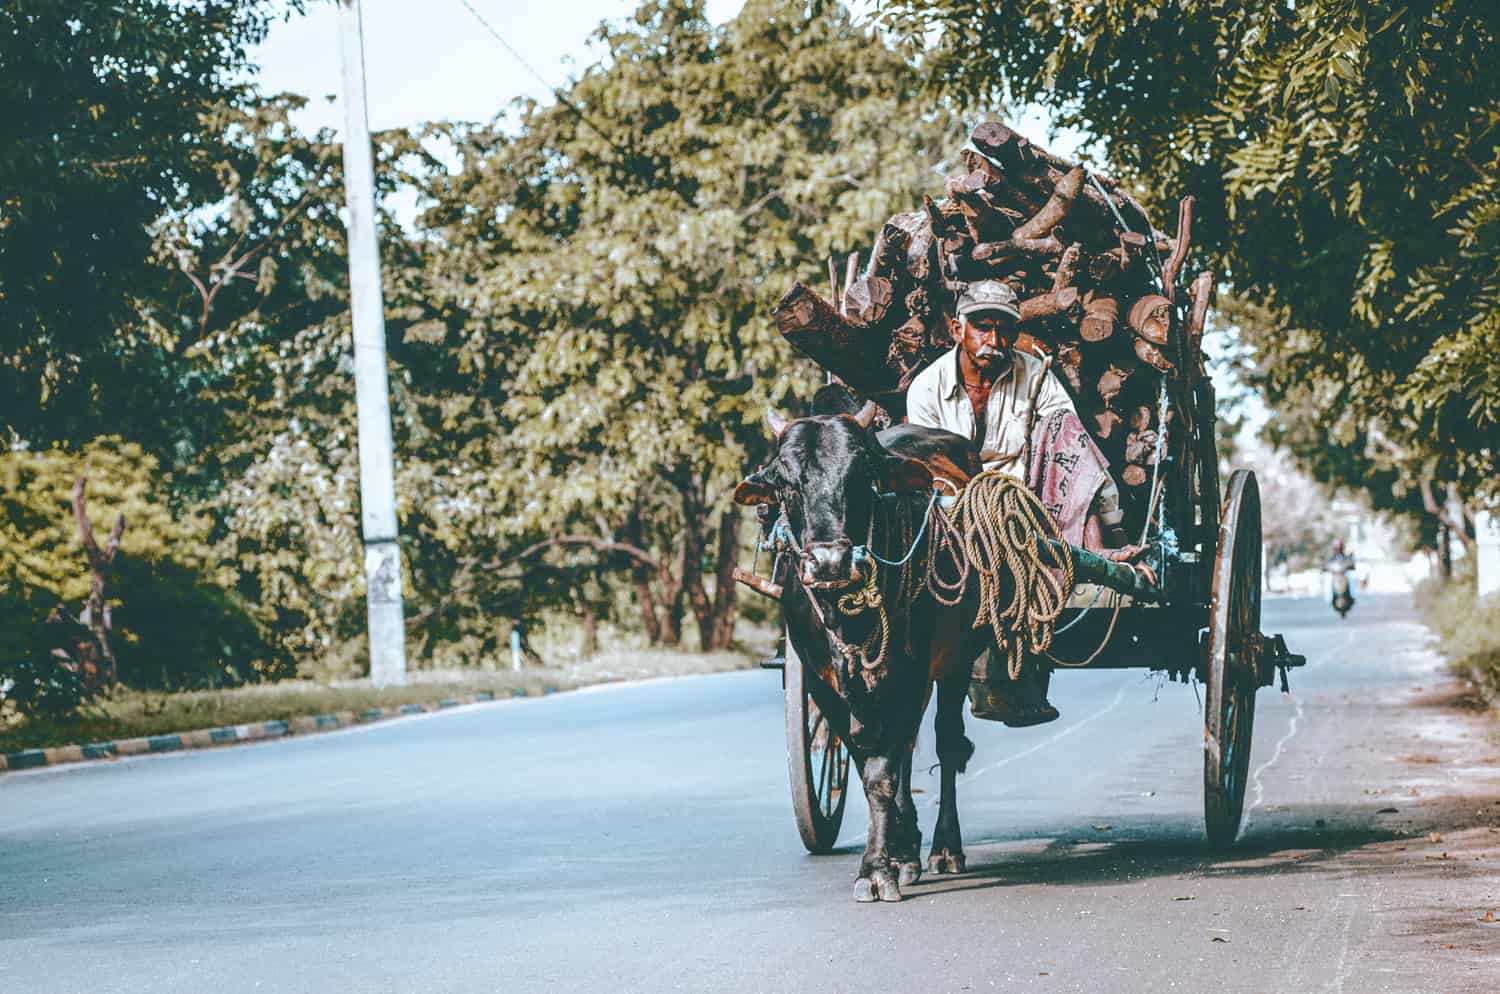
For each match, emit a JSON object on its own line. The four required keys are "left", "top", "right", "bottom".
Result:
{"left": 1330, "top": 566, "right": 1355, "bottom": 617}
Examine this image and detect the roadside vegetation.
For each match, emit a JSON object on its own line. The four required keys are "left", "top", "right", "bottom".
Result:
{"left": 0, "top": 0, "right": 929, "bottom": 728}
{"left": 0, "top": 634, "right": 767, "bottom": 753}
{"left": 1414, "top": 570, "right": 1500, "bottom": 706}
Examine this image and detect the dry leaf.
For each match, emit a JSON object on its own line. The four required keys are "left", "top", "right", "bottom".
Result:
{"left": 1428, "top": 832, "right": 1442, "bottom": 843}
{"left": 1482, "top": 911, "right": 1498, "bottom": 924}
{"left": 1210, "top": 936, "right": 1229, "bottom": 943}
{"left": 1424, "top": 853, "right": 1450, "bottom": 861}
{"left": 1174, "top": 896, "right": 1196, "bottom": 902}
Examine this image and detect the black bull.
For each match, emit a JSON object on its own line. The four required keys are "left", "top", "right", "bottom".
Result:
{"left": 735, "top": 404, "right": 996, "bottom": 903}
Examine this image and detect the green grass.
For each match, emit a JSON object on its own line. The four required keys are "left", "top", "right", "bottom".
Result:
{"left": 0, "top": 646, "right": 760, "bottom": 754}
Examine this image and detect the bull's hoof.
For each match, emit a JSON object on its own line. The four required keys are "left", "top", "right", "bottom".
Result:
{"left": 898, "top": 860, "right": 922, "bottom": 888}
{"left": 928, "top": 848, "right": 966, "bottom": 875}
{"left": 853, "top": 869, "right": 904, "bottom": 903}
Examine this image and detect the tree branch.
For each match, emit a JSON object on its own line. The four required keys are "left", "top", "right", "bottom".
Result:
{"left": 1420, "top": 475, "right": 1475, "bottom": 551}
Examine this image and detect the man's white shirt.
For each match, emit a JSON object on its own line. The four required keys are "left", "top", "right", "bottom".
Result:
{"left": 905, "top": 346, "right": 1077, "bottom": 477}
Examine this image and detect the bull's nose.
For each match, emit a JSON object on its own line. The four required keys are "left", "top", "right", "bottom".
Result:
{"left": 802, "top": 540, "right": 853, "bottom": 586}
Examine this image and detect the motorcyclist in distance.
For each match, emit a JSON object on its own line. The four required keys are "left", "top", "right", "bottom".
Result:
{"left": 1325, "top": 539, "right": 1357, "bottom": 616}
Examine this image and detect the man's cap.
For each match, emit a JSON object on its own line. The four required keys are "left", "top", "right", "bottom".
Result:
{"left": 956, "top": 280, "right": 1022, "bottom": 320}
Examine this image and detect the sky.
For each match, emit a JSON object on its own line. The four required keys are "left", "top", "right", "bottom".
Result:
{"left": 249, "top": 0, "right": 747, "bottom": 138}
{"left": 249, "top": 0, "right": 1088, "bottom": 155}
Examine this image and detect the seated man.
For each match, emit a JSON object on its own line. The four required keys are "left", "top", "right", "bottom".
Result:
{"left": 906, "top": 280, "right": 1143, "bottom": 726}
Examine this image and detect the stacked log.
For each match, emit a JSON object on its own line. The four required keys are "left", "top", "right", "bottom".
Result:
{"left": 772, "top": 120, "right": 1210, "bottom": 534}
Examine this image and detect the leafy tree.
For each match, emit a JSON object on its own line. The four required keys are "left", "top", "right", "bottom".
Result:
{"left": 408, "top": 0, "right": 969, "bottom": 648}
{"left": 881, "top": 0, "right": 1500, "bottom": 519}
{"left": 0, "top": 0, "right": 294, "bottom": 448}
{"left": 0, "top": 439, "right": 280, "bottom": 716}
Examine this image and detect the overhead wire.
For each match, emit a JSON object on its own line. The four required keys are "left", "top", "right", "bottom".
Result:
{"left": 452, "top": 0, "right": 634, "bottom": 162}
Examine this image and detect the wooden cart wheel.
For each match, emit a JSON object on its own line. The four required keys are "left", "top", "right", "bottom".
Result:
{"left": 1203, "top": 469, "right": 1262, "bottom": 850}
{"left": 784, "top": 630, "right": 850, "bottom": 854}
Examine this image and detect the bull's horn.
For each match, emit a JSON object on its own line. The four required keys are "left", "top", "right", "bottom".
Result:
{"left": 853, "top": 400, "right": 877, "bottom": 429}
{"left": 765, "top": 408, "right": 790, "bottom": 439}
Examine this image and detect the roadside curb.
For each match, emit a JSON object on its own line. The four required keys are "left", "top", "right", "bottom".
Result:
{"left": 0, "top": 685, "right": 563, "bottom": 775}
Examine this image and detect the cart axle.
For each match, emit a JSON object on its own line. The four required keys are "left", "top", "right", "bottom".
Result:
{"left": 1248, "top": 632, "right": 1306, "bottom": 693}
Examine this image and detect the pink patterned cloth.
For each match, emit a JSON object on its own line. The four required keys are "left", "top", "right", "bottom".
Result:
{"left": 1026, "top": 409, "right": 1113, "bottom": 547}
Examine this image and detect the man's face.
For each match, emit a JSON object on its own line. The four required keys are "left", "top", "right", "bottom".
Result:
{"left": 953, "top": 312, "right": 1015, "bottom": 371}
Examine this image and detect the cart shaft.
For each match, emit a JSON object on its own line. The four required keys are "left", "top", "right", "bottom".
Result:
{"left": 1044, "top": 539, "right": 1162, "bottom": 603}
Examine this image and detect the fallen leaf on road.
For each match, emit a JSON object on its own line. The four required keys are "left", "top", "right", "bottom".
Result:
{"left": 1376, "top": 807, "right": 1399, "bottom": 814}
{"left": 1409, "top": 788, "right": 1421, "bottom": 796}
{"left": 1481, "top": 911, "right": 1497, "bottom": 924}
{"left": 1428, "top": 832, "right": 1443, "bottom": 843}
{"left": 1424, "top": 853, "right": 1450, "bottom": 861}
{"left": 1293, "top": 906, "right": 1308, "bottom": 911}
{"left": 1092, "top": 824, "right": 1113, "bottom": 831}
{"left": 1210, "top": 936, "right": 1229, "bottom": 943}
{"left": 1173, "top": 896, "right": 1195, "bottom": 902}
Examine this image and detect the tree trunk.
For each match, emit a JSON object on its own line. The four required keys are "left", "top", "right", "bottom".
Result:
{"left": 72, "top": 476, "right": 124, "bottom": 687}
{"left": 678, "top": 481, "right": 718, "bottom": 651}
{"left": 706, "top": 513, "right": 740, "bottom": 650}
{"left": 578, "top": 598, "right": 599, "bottom": 658}
{"left": 659, "top": 542, "right": 687, "bottom": 647}
{"left": 623, "top": 505, "right": 664, "bottom": 643}
{"left": 633, "top": 568, "right": 662, "bottom": 643}
{"left": 1440, "top": 522, "right": 1453, "bottom": 580}
{"left": 1421, "top": 476, "right": 1476, "bottom": 553}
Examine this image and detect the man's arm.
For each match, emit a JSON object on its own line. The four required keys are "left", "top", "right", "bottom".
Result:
{"left": 1034, "top": 366, "right": 1078, "bottom": 420}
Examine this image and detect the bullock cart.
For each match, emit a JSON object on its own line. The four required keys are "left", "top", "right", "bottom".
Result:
{"left": 741, "top": 377, "right": 1305, "bottom": 854}
{"left": 733, "top": 124, "right": 1307, "bottom": 863}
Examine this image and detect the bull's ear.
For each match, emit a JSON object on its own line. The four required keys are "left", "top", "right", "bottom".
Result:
{"left": 878, "top": 456, "right": 933, "bottom": 493}
{"left": 733, "top": 468, "right": 780, "bottom": 506}
{"left": 765, "top": 408, "right": 790, "bottom": 439}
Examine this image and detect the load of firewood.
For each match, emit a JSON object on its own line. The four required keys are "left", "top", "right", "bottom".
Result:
{"left": 773, "top": 121, "right": 1215, "bottom": 530}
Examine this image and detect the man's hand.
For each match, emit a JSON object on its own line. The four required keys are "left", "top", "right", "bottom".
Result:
{"left": 1102, "top": 542, "right": 1158, "bottom": 586}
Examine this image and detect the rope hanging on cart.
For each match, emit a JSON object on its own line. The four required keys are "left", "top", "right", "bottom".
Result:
{"left": 928, "top": 471, "right": 1075, "bottom": 680}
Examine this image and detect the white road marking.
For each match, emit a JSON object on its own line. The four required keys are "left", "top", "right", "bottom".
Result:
{"left": 959, "top": 680, "right": 1132, "bottom": 785}
{"left": 1244, "top": 628, "right": 1357, "bottom": 826}
{"left": 843, "top": 679, "right": 1132, "bottom": 846}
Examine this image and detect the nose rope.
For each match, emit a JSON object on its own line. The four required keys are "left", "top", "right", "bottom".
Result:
{"left": 768, "top": 488, "right": 943, "bottom": 683}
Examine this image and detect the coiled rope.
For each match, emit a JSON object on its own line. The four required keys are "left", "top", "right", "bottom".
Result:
{"left": 780, "top": 474, "right": 1077, "bottom": 685}
{"left": 927, "top": 471, "right": 1075, "bottom": 680}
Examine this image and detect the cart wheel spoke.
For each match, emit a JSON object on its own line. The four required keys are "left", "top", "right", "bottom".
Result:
{"left": 783, "top": 627, "right": 849, "bottom": 853}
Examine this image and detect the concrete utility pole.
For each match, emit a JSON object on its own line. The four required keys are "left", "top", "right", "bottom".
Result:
{"left": 337, "top": 0, "right": 407, "bottom": 687}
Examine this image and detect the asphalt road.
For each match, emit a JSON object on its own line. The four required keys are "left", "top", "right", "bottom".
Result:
{"left": 3, "top": 594, "right": 1497, "bottom": 993}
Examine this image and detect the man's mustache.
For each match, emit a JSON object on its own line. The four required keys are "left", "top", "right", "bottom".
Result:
{"left": 975, "top": 346, "right": 1004, "bottom": 358}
